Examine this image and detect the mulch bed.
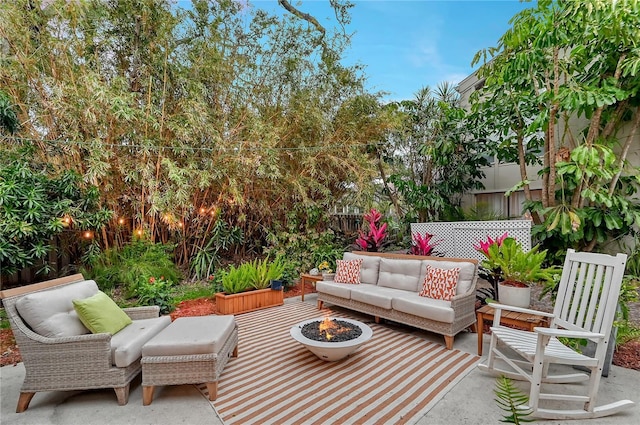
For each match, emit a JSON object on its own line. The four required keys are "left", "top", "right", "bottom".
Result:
{"left": 2, "top": 283, "right": 639, "bottom": 371}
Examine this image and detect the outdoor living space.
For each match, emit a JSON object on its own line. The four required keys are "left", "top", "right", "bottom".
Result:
{"left": 1, "top": 292, "right": 639, "bottom": 425}
{"left": 3, "top": 0, "right": 640, "bottom": 424}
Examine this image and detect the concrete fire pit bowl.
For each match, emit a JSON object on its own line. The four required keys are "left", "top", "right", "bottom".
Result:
{"left": 290, "top": 317, "right": 373, "bottom": 361}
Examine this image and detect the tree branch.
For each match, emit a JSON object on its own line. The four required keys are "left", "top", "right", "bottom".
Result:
{"left": 278, "top": 0, "right": 326, "bottom": 41}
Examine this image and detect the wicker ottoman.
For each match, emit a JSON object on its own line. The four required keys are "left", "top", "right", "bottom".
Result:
{"left": 141, "top": 315, "right": 238, "bottom": 405}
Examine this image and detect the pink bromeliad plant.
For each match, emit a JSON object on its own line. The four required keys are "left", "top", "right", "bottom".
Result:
{"left": 354, "top": 208, "right": 388, "bottom": 252}
{"left": 409, "top": 232, "right": 443, "bottom": 256}
{"left": 474, "top": 232, "right": 509, "bottom": 302}
{"left": 473, "top": 232, "right": 509, "bottom": 257}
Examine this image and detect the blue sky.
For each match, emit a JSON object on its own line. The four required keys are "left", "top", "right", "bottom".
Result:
{"left": 253, "top": 0, "right": 533, "bottom": 101}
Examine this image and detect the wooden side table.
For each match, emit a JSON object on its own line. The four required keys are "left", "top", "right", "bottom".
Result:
{"left": 476, "top": 304, "right": 549, "bottom": 355}
{"left": 300, "top": 273, "right": 322, "bottom": 302}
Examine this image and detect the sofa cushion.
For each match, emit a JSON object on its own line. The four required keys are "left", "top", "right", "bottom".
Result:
{"left": 420, "top": 260, "right": 476, "bottom": 295}
{"left": 343, "top": 253, "right": 381, "bottom": 285}
{"left": 349, "top": 284, "right": 395, "bottom": 309}
{"left": 377, "top": 258, "right": 423, "bottom": 292}
{"left": 392, "top": 292, "right": 455, "bottom": 323}
{"left": 419, "top": 265, "right": 460, "bottom": 301}
{"left": 110, "top": 316, "right": 171, "bottom": 367}
{"left": 16, "top": 280, "right": 98, "bottom": 338}
{"left": 335, "top": 259, "right": 362, "bottom": 284}
{"left": 73, "top": 291, "right": 133, "bottom": 335}
{"left": 316, "top": 281, "right": 353, "bottom": 299}
{"left": 142, "top": 315, "right": 236, "bottom": 357}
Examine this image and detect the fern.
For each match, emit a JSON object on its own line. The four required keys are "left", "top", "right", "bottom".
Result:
{"left": 494, "top": 376, "right": 534, "bottom": 424}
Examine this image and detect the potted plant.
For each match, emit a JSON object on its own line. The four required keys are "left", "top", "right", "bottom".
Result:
{"left": 476, "top": 236, "right": 559, "bottom": 307}
{"left": 317, "top": 261, "right": 335, "bottom": 281}
{"left": 216, "top": 258, "right": 285, "bottom": 314}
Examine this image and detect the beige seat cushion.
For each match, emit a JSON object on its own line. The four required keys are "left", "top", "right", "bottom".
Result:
{"left": 316, "top": 281, "right": 353, "bottom": 299}
{"left": 392, "top": 292, "right": 454, "bottom": 323}
{"left": 349, "top": 284, "right": 395, "bottom": 309}
{"left": 343, "top": 253, "right": 381, "bottom": 285}
{"left": 376, "top": 258, "right": 423, "bottom": 291}
{"left": 142, "top": 315, "right": 236, "bottom": 358}
{"left": 110, "top": 316, "right": 171, "bottom": 367}
{"left": 16, "top": 280, "right": 98, "bottom": 337}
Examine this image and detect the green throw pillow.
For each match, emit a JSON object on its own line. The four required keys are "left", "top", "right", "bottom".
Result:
{"left": 73, "top": 291, "right": 132, "bottom": 335}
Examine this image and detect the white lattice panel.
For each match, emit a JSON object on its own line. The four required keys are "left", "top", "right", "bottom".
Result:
{"left": 410, "top": 220, "right": 532, "bottom": 262}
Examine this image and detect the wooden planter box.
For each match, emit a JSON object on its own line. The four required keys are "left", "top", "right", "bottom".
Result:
{"left": 215, "top": 288, "right": 284, "bottom": 315}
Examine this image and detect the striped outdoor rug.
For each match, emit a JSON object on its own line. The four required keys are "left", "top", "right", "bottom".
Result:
{"left": 198, "top": 302, "right": 479, "bottom": 425}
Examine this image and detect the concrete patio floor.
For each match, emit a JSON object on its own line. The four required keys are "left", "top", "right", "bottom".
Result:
{"left": 1, "top": 294, "right": 639, "bottom": 425}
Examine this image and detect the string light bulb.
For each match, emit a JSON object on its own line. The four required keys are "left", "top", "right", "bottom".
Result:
{"left": 118, "top": 218, "right": 125, "bottom": 225}
{"left": 136, "top": 229, "right": 143, "bottom": 236}
{"left": 83, "top": 231, "right": 93, "bottom": 239}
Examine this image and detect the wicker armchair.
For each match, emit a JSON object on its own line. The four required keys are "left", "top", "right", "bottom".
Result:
{"left": 0, "top": 274, "right": 170, "bottom": 412}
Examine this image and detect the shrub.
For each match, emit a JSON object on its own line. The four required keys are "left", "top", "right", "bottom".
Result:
{"left": 264, "top": 229, "right": 349, "bottom": 278}
{"left": 137, "top": 276, "right": 174, "bottom": 314}
{"left": 83, "top": 238, "right": 181, "bottom": 295}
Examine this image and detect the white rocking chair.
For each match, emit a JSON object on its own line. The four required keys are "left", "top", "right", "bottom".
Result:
{"left": 478, "top": 249, "right": 635, "bottom": 419}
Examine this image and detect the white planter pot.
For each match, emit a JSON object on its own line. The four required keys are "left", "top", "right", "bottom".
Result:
{"left": 498, "top": 283, "right": 531, "bottom": 308}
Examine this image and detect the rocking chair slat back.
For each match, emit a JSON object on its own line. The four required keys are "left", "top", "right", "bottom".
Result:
{"left": 553, "top": 249, "right": 626, "bottom": 335}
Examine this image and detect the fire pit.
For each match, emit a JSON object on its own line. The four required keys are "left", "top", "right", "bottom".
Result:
{"left": 290, "top": 317, "right": 373, "bottom": 361}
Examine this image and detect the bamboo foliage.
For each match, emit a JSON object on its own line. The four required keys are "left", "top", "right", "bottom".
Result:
{"left": 0, "top": 0, "right": 389, "bottom": 267}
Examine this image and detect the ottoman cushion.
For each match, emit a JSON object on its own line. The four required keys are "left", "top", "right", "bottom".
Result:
{"left": 142, "top": 315, "right": 236, "bottom": 357}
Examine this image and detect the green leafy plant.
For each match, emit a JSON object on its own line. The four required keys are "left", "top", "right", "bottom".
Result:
{"left": 136, "top": 276, "right": 174, "bottom": 314}
{"left": 483, "top": 238, "right": 560, "bottom": 287}
{"left": 494, "top": 375, "right": 534, "bottom": 424}
{"left": 265, "top": 229, "right": 348, "bottom": 279}
{"left": 189, "top": 219, "right": 244, "bottom": 281}
{"left": 83, "top": 238, "right": 181, "bottom": 295}
{"left": 0, "top": 145, "right": 112, "bottom": 277}
{"left": 221, "top": 263, "right": 254, "bottom": 294}
{"left": 249, "top": 256, "right": 286, "bottom": 289}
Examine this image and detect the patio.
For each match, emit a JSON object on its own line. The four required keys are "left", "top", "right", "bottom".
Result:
{"left": 1, "top": 294, "right": 639, "bottom": 425}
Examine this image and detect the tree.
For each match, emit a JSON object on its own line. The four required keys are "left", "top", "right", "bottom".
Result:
{"left": 0, "top": 145, "right": 112, "bottom": 277}
{"left": 472, "top": 0, "right": 640, "bottom": 254}
{"left": 0, "top": 0, "right": 384, "bottom": 270}
{"left": 386, "top": 84, "right": 489, "bottom": 222}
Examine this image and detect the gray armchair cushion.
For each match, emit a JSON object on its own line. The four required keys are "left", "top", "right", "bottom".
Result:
{"left": 16, "top": 280, "right": 98, "bottom": 337}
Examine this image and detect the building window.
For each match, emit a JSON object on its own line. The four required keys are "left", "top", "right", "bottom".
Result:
{"left": 475, "top": 189, "right": 541, "bottom": 218}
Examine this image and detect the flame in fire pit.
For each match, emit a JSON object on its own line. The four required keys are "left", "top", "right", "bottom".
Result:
{"left": 318, "top": 317, "right": 348, "bottom": 340}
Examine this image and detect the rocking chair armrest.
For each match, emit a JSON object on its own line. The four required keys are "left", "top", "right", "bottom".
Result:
{"left": 487, "top": 302, "right": 555, "bottom": 318}
{"left": 534, "top": 327, "right": 605, "bottom": 340}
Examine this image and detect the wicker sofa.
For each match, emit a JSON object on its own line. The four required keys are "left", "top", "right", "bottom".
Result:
{"left": 316, "top": 251, "right": 478, "bottom": 350}
{"left": 0, "top": 274, "right": 171, "bottom": 412}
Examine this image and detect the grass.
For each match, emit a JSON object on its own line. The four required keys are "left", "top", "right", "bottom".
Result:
{"left": 171, "top": 281, "right": 220, "bottom": 304}
{"left": 1, "top": 309, "right": 10, "bottom": 330}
